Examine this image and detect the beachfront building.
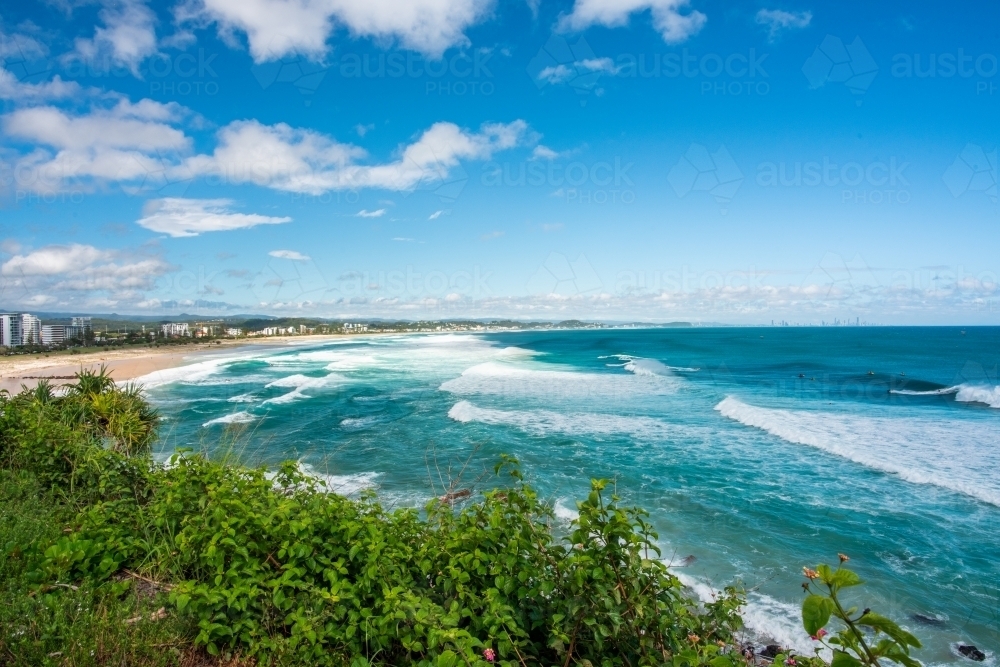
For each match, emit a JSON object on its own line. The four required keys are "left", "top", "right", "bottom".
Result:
{"left": 225, "top": 328, "right": 243, "bottom": 336}
{"left": 42, "top": 324, "right": 67, "bottom": 346}
{"left": 0, "top": 313, "right": 46, "bottom": 347}
{"left": 161, "top": 322, "right": 191, "bottom": 337}
{"left": 21, "top": 314, "right": 42, "bottom": 345}
{"left": 343, "top": 322, "right": 368, "bottom": 333}
{"left": 0, "top": 313, "right": 23, "bottom": 347}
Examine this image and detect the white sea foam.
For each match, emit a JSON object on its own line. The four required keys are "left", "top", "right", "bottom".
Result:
{"left": 715, "top": 396, "right": 1000, "bottom": 507}
{"left": 133, "top": 354, "right": 251, "bottom": 390}
{"left": 954, "top": 384, "right": 1000, "bottom": 408}
{"left": 624, "top": 358, "right": 673, "bottom": 376}
{"left": 553, "top": 498, "right": 580, "bottom": 522}
{"left": 890, "top": 383, "right": 1000, "bottom": 408}
{"left": 440, "top": 359, "right": 679, "bottom": 401}
{"left": 673, "top": 572, "right": 818, "bottom": 655}
{"left": 203, "top": 411, "right": 256, "bottom": 427}
{"left": 298, "top": 463, "right": 380, "bottom": 495}
{"left": 262, "top": 373, "right": 341, "bottom": 404}
{"left": 339, "top": 415, "right": 384, "bottom": 430}
{"left": 448, "top": 400, "right": 678, "bottom": 440}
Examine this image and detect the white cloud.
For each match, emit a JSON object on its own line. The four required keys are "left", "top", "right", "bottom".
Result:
{"left": 355, "top": 208, "right": 386, "bottom": 217}
{"left": 72, "top": 0, "right": 159, "bottom": 74}
{"left": 269, "top": 249, "right": 310, "bottom": 260}
{"left": 23, "top": 293, "right": 57, "bottom": 306}
{"left": 558, "top": 0, "right": 706, "bottom": 44}
{"left": 391, "top": 236, "right": 415, "bottom": 242}
{"left": 182, "top": 118, "right": 529, "bottom": 194}
{"left": 0, "top": 68, "right": 82, "bottom": 102}
{"left": 536, "top": 57, "right": 617, "bottom": 84}
{"left": 355, "top": 123, "right": 375, "bottom": 136}
{"left": 531, "top": 145, "right": 560, "bottom": 160}
{"left": 428, "top": 210, "right": 444, "bottom": 219}
{"left": 3, "top": 89, "right": 527, "bottom": 196}
{"left": 0, "top": 243, "right": 172, "bottom": 309}
{"left": 755, "top": 8, "right": 811, "bottom": 40}
{"left": 1, "top": 244, "right": 110, "bottom": 276}
{"left": 2, "top": 99, "right": 191, "bottom": 190}
{"left": 181, "top": 0, "right": 494, "bottom": 61}
{"left": 136, "top": 197, "right": 292, "bottom": 237}
{"left": 3, "top": 101, "right": 187, "bottom": 151}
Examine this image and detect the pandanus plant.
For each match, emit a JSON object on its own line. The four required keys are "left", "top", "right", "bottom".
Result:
{"left": 61, "top": 367, "right": 159, "bottom": 456}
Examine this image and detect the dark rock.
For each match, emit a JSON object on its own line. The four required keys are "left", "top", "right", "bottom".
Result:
{"left": 911, "top": 613, "right": 946, "bottom": 627}
{"left": 957, "top": 645, "right": 986, "bottom": 662}
{"left": 759, "top": 645, "right": 783, "bottom": 659}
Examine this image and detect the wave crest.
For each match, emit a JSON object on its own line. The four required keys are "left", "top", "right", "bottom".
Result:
{"left": 715, "top": 396, "right": 1000, "bottom": 507}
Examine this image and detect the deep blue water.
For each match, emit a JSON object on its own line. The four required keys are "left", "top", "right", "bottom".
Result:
{"left": 143, "top": 327, "right": 1000, "bottom": 664}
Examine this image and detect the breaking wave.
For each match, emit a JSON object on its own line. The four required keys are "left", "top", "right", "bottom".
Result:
{"left": 715, "top": 396, "right": 1000, "bottom": 507}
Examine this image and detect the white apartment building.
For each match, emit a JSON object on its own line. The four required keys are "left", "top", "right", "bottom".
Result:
{"left": 161, "top": 322, "right": 191, "bottom": 336}
{"left": 0, "top": 313, "right": 22, "bottom": 347}
{"left": 0, "top": 313, "right": 45, "bottom": 347}
{"left": 42, "top": 324, "right": 67, "bottom": 346}
{"left": 21, "top": 314, "right": 41, "bottom": 345}
{"left": 225, "top": 328, "right": 243, "bottom": 336}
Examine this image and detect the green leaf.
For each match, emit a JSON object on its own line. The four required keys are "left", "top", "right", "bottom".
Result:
{"left": 436, "top": 650, "right": 458, "bottom": 667}
{"left": 802, "top": 595, "right": 834, "bottom": 636}
{"left": 831, "top": 650, "right": 864, "bottom": 667}
{"left": 829, "top": 568, "right": 863, "bottom": 590}
{"left": 857, "top": 613, "right": 922, "bottom": 649}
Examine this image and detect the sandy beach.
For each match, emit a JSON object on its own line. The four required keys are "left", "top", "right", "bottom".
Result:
{"left": 0, "top": 333, "right": 427, "bottom": 394}
{"left": 0, "top": 342, "right": 248, "bottom": 394}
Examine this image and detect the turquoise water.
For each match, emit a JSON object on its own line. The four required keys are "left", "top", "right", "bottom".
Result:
{"left": 142, "top": 328, "right": 999, "bottom": 665}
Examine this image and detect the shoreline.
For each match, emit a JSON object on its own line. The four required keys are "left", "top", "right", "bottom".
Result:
{"left": 0, "top": 343, "right": 242, "bottom": 394}
{"left": 0, "top": 331, "right": 434, "bottom": 394}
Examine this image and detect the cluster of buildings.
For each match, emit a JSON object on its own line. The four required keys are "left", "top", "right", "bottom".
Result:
{"left": 0, "top": 314, "right": 92, "bottom": 348}
{"left": 248, "top": 324, "right": 314, "bottom": 337}
{"left": 159, "top": 323, "right": 243, "bottom": 338}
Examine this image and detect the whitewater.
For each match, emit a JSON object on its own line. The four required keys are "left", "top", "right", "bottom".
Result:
{"left": 138, "top": 327, "right": 1000, "bottom": 666}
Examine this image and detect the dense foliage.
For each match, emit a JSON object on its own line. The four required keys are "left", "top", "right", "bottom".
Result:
{"left": 0, "top": 372, "right": 922, "bottom": 667}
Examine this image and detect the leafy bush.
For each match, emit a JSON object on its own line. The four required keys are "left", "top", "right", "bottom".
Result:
{"left": 0, "top": 375, "right": 921, "bottom": 667}
{"left": 792, "top": 557, "right": 921, "bottom": 667}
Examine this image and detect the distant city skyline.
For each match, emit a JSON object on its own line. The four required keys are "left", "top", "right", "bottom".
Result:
{"left": 1, "top": 0, "right": 998, "bottom": 324}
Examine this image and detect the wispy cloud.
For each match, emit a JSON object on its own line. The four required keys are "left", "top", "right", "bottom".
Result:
{"left": 755, "top": 8, "right": 812, "bottom": 41}
{"left": 558, "top": 0, "right": 706, "bottom": 44}
{"left": 269, "top": 249, "right": 310, "bottom": 261}
{"left": 136, "top": 198, "right": 291, "bottom": 237}
{"left": 356, "top": 208, "right": 386, "bottom": 218}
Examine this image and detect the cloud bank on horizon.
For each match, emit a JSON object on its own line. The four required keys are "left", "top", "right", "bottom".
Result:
{"left": 0, "top": 0, "right": 997, "bottom": 323}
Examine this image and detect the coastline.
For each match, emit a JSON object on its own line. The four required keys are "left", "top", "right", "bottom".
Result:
{"left": 0, "top": 332, "right": 424, "bottom": 394}
{"left": 0, "top": 343, "right": 238, "bottom": 394}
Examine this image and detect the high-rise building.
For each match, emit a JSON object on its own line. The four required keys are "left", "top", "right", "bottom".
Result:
{"left": 71, "top": 316, "right": 93, "bottom": 331}
{"left": 0, "top": 313, "right": 22, "bottom": 347}
{"left": 21, "top": 314, "right": 41, "bottom": 345}
{"left": 42, "top": 325, "right": 67, "bottom": 346}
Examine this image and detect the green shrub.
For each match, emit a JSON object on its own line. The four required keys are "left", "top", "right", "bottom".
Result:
{"left": 0, "top": 375, "right": 921, "bottom": 667}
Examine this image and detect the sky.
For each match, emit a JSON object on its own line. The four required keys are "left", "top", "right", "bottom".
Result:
{"left": 0, "top": 0, "right": 998, "bottom": 324}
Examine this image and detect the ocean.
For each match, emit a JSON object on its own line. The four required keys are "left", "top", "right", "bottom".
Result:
{"left": 139, "top": 327, "right": 999, "bottom": 665}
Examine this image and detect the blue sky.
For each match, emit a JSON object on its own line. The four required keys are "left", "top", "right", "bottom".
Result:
{"left": 0, "top": 0, "right": 997, "bottom": 323}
